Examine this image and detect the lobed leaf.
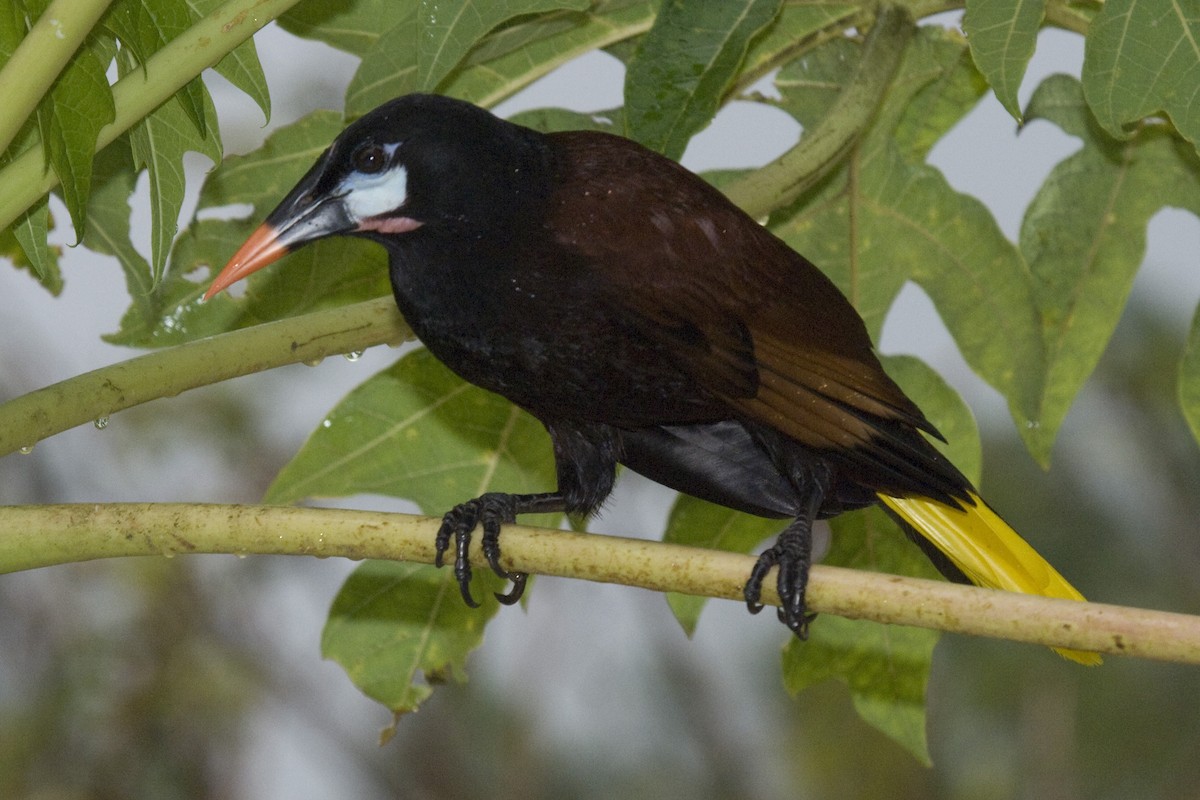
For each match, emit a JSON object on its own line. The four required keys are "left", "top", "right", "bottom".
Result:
{"left": 1017, "top": 74, "right": 1200, "bottom": 462}
{"left": 891, "top": 29, "right": 988, "bottom": 161}
{"left": 1082, "top": 0, "right": 1200, "bottom": 156}
{"left": 111, "top": 111, "right": 391, "bottom": 347}
{"left": 188, "top": 0, "right": 271, "bottom": 121}
{"left": 344, "top": 0, "right": 655, "bottom": 115}
{"left": 417, "top": 0, "right": 589, "bottom": 92}
{"left": 266, "top": 348, "right": 559, "bottom": 522}
{"left": 4, "top": 201, "right": 61, "bottom": 294}
{"left": 507, "top": 104, "right": 624, "bottom": 132}
{"left": 778, "top": 353, "right": 980, "bottom": 765}
{"left": 279, "top": 0, "right": 408, "bottom": 57}
{"left": 102, "top": 0, "right": 208, "bottom": 137}
{"left": 83, "top": 144, "right": 156, "bottom": 330}
{"left": 624, "top": 0, "right": 782, "bottom": 159}
{"left": 35, "top": 41, "right": 114, "bottom": 244}
{"left": 772, "top": 28, "right": 1042, "bottom": 420}
{"left": 282, "top": 348, "right": 560, "bottom": 715}
{"left": 344, "top": 9, "right": 420, "bottom": 116}
{"left": 662, "top": 496, "right": 785, "bottom": 635}
{"left": 124, "top": 50, "right": 223, "bottom": 284}
{"left": 434, "top": 0, "right": 656, "bottom": 110}
{"left": 739, "top": 1, "right": 858, "bottom": 84}
{"left": 322, "top": 558, "right": 506, "bottom": 716}
{"left": 962, "top": 0, "right": 1045, "bottom": 121}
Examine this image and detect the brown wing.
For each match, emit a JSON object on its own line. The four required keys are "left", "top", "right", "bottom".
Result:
{"left": 543, "top": 130, "right": 939, "bottom": 458}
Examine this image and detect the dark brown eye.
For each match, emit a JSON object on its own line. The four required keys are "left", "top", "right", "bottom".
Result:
{"left": 352, "top": 144, "right": 388, "bottom": 174}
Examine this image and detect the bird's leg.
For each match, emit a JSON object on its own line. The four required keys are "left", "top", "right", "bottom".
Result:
{"left": 435, "top": 422, "right": 616, "bottom": 610}
{"left": 744, "top": 466, "right": 828, "bottom": 638}
{"left": 436, "top": 491, "right": 565, "bottom": 607}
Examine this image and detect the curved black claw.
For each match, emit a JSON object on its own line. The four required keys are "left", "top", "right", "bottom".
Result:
{"left": 744, "top": 553, "right": 773, "bottom": 615}
{"left": 435, "top": 493, "right": 527, "bottom": 607}
{"left": 743, "top": 519, "right": 817, "bottom": 639}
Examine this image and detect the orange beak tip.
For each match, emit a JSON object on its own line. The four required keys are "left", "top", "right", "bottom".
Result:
{"left": 202, "top": 223, "right": 288, "bottom": 301}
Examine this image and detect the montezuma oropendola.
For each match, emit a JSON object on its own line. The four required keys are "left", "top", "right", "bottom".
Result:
{"left": 206, "top": 93, "right": 1098, "bottom": 664}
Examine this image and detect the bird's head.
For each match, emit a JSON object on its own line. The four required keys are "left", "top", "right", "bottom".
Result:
{"left": 204, "top": 93, "right": 551, "bottom": 299}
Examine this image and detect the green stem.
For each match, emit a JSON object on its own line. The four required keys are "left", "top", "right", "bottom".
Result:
{"left": 0, "top": 297, "right": 410, "bottom": 457}
{"left": 0, "top": 0, "right": 114, "bottom": 156}
{"left": 724, "top": 4, "right": 913, "bottom": 219}
{"left": 1045, "top": 0, "right": 1095, "bottom": 36}
{"left": 0, "top": 0, "right": 301, "bottom": 233}
{"left": 2, "top": 502, "right": 1197, "bottom": 664}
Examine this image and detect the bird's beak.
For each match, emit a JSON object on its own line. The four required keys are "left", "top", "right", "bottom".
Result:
{"left": 204, "top": 156, "right": 354, "bottom": 300}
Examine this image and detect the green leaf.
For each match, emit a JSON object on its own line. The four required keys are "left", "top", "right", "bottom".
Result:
{"left": 773, "top": 143, "right": 1043, "bottom": 418}
{"left": 771, "top": 24, "right": 986, "bottom": 175}
{"left": 112, "top": 111, "right": 392, "bottom": 347}
{"left": 772, "top": 35, "right": 862, "bottom": 128}
{"left": 124, "top": 48, "right": 223, "bottom": 284}
{"left": 188, "top": 0, "right": 271, "bottom": 121}
{"left": 1016, "top": 74, "right": 1200, "bottom": 462}
{"left": 784, "top": 503, "right": 946, "bottom": 768}
{"left": 4, "top": 200, "right": 61, "bottom": 294}
{"left": 624, "top": 0, "right": 782, "bottom": 159}
{"left": 739, "top": 1, "right": 858, "bottom": 83}
{"left": 82, "top": 143, "right": 156, "bottom": 330}
{"left": 891, "top": 30, "right": 988, "bottom": 161}
{"left": 266, "top": 349, "right": 559, "bottom": 521}
{"left": 0, "top": 1, "right": 22, "bottom": 79}
{"left": 298, "top": 349, "right": 560, "bottom": 716}
{"left": 1082, "top": 0, "right": 1200, "bottom": 155}
{"left": 662, "top": 496, "right": 785, "bottom": 635}
{"left": 417, "top": 0, "right": 589, "bottom": 91}
{"left": 0, "top": 17, "right": 61, "bottom": 294}
{"left": 191, "top": 110, "right": 342, "bottom": 223}
{"left": 279, "top": 0, "right": 410, "bottom": 57}
{"left": 346, "top": 1, "right": 655, "bottom": 115}
{"left": 433, "top": 0, "right": 656, "bottom": 110}
{"left": 0, "top": 3, "right": 31, "bottom": 186}
{"left": 771, "top": 29, "right": 1043, "bottom": 420}
{"left": 103, "top": 0, "right": 208, "bottom": 137}
{"left": 780, "top": 355, "right": 979, "bottom": 763}
{"left": 1182, "top": 304, "right": 1200, "bottom": 446}
{"left": 345, "top": 9, "right": 419, "bottom": 116}
{"left": 962, "top": 0, "right": 1045, "bottom": 121}
{"left": 35, "top": 43, "right": 115, "bottom": 243}
{"left": 781, "top": 512, "right": 938, "bottom": 765}
{"left": 507, "top": 105, "right": 624, "bottom": 133}
{"left": 322, "top": 559, "right": 506, "bottom": 715}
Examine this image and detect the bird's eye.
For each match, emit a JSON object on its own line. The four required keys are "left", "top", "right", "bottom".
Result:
{"left": 352, "top": 144, "right": 388, "bottom": 174}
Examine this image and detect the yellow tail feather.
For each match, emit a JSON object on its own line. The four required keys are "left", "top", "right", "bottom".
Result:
{"left": 879, "top": 491, "right": 1101, "bottom": 666}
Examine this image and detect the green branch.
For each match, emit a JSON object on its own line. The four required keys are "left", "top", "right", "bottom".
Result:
{"left": 0, "top": 0, "right": 114, "bottom": 156}
{"left": 0, "top": 297, "right": 409, "bottom": 457}
{"left": 0, "top": 0, "right": 301, "bottom": 233}
{"left": 1, "top": 502, "right": 1197, "bottom": 664}
{"left": 724, "top": 4, "right": 913, "bottom": 219}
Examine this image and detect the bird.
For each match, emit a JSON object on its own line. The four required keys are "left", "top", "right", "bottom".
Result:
{"left": 205, "top": 92, "right": 1098, "bottom": 664}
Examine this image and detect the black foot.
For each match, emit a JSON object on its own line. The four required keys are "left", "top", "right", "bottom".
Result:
{"left": 744, "top": 519, "right": 817, "bottom": 639}
{"left": 435, "top": 493, "right": 529, "bottom": 607}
